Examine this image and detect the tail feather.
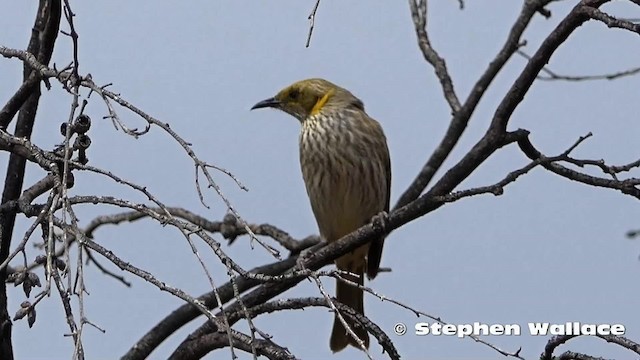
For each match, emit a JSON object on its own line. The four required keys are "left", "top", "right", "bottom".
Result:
{"left": 330, "top": 264, "right": 369, "bottom": 352}
{"left": 366, "top": 235, "right": 385, "bottom": 279}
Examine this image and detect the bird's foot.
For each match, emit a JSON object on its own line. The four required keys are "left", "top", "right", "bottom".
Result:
{"left": 371, "top": 211, "right": 390, "bottom": 234}
{"left": 295, "top": 246, "right": 314, "bottom": 271}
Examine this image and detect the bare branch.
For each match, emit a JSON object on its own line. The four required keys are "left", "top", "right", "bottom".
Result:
{"left": 517, "top": 136, "right": 640, "bottom": 198}
{"left": 305, "top": 0, "right": 321, "bottom": 48}
{"left": 122, "top": 257, "right": 299, "bottom": 360}
{"left": 517, "top": 50, "right": 640, "bottom": 81}
{"left": 580, "top": 6, "right": 640, "bottom": 34}
{"left": 408, "top": 0, "right": 461, "bottom": 113}
{"left": 542, "top": 333, "right": 640, "bottom": 360}
{"left": 397, "top": 0, "right": 547, "bottom": 208}
{"left": 169, "top": 329, "right": 296, "bottom": 360}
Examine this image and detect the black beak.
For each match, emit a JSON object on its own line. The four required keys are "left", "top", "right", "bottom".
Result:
{"left": 251, "top": 97, "right": 280, "bottom": 110}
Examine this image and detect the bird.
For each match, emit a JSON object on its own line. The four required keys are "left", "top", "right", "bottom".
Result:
{"left": 251, "top": 78, "right": 391, "bottom": 352}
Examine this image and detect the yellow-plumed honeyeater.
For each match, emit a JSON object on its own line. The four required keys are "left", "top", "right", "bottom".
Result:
{"left": 251, "top": 78, "right": 391, "bottom": 352}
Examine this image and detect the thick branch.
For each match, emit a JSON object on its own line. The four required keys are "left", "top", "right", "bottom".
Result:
{"left": 121, "top": 257, "right": 299, "bottom": 360}
{"left": 397, "top": 0, "right": 547, "bottom": 208}
{"left": 0, "top": 2, "right": 61, "bottom": 359}
{"left": 173, "top": 297, "right": 399, "bottom": 360}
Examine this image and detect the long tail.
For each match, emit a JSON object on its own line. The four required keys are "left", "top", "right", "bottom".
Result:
{"left": 366, "top": 234, "right": 386, "bottom": 279}
{"left": 330, "top": 257, "right": 370, "bottom": 352}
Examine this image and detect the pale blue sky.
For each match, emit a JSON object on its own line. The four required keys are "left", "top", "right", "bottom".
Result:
{"left": 1, "top": 1, "right": 639, "bottom": 359}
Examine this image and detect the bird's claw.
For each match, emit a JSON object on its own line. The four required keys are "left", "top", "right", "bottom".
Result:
{"left": 295, "top": 247, "right": 314, "bottom": 270}
{"left": 371, "top": 211, "right": 390, "bottom": 234}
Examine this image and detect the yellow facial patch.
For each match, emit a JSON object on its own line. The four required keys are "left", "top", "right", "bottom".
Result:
{"left": 310, "top": 89, "right": 335, "bottom": 116}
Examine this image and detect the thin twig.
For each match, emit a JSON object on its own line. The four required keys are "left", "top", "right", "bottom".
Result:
{"left": 305, "top": 0, "right": 321, "bottom": 48}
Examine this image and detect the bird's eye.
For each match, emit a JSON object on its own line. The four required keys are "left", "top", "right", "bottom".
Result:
{"left": 289, "top": 89, "right": 300, "bottom": 100}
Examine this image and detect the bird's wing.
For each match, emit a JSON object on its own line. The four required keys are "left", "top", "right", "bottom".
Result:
{"left": 366, "top": 128, "right": 391, "bottom": 279}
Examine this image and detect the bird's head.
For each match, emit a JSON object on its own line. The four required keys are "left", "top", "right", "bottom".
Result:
{"left": 251, "top": 78, "right": 364, "bottom": 121}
